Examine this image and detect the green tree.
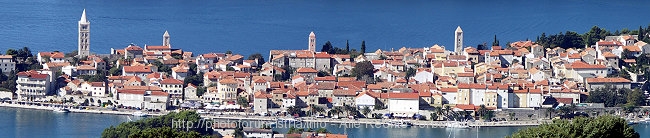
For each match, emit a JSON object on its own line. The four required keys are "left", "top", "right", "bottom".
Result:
{"left": 317, "top": 70, "right": 330, "bottom": 77}
{"left": 405, "top": 67, "right": 416, "bottom": 80}
{"left": 6, "top": 49, "right": 18, "bottom": 56}
{"left": 430, "top": 112, "right": 439, "bottom": 121}
{"left": 345, "top": 40, "right": 350, "bottom": 53}
{"left": 102, "top": 111, "right": 212, "bottom": 138}
{"left": 492, "top": 35, "right": 500, "bottom": 46}
{"left": 360, "top": 40, "right": 366, "bottom": 53}
{"left": 508, "top": 116, "right": 639, "bottom": 138}
{"left": 286, "top": 106, "right": 302, "bottom": 117}
{"left": 237, "top": 96, "right": 249, "bottom": 108}
{"left": 316, "top": 128, "right": 329, "bottom": 134}
{"left": 247, "top": 53, "right": 266, "bottom": 66}
{"left": 321, "top": 41, "right": 334, "bottom": 54}
{"left": 361, "top": 106, "right": 371, "bottom": 117}
{"left": 627, "top": 88, "right": 645, "bottom": 106}
{"left": 65, "top": 50, "right": 78, "bottom": 58}
{"left": 351, "top": 61, "right": 374, "bottom": 80}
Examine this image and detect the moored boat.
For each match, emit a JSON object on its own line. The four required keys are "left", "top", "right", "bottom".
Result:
{"left": 132, "top": 111, "right": 148, "bottom": 117}
{"left": 446, "top": 121, "right": 470, "bottom": 129}
{"left": 53, "top": 108, "right": 70, "bottom": 113}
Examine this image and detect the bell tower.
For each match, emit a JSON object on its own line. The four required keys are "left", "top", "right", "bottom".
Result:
{"left": 78, "top": 9, "right": 90, "bottom": 56}
{"left": 163, "top": 30, "right": 170, "bottom": 46}
{"left": 454, "top": 26, "right": 463, "bottom": 54}
{"left": 308, "top": 31, "right": 316, "bottom": 52}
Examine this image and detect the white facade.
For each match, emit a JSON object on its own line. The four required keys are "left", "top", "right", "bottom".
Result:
{"left": 281, "top": 97, "right": 296, "bottom": 109}
{"left": 355, "top": 93, "right": 376, "bottom": 110}
{"left": 470, "top": 88, "right": 485, "bottom": 106}
{"left": 243, "top": 128, "right": 273, "bottom": 138}
{"left": 528, "top": 93, "right": 542, "bottom": 108}
{"left": 441, "top": 92, "right": 457, "bottom": 105}
{"left": 0, "top": 55, "right": 15, "bottom": 74}
{"left": 496, "top": 89, "right": 509, "bottom": 109}
{"left": 79, "top": 82, "right": 106, "bottom": 97}
{"left": 413, "top": 71, "right": 434, "bottom": 83}
{"left": 16, "top": 71, "right": 51, "bottom": 101}
{"left": 388, "top": 99, "right": 419, "bottom": 114}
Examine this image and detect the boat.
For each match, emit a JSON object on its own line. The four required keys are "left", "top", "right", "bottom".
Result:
{"left": 53, "top": 108, "right": 70, "bottom": 113}
{"left": 132, "top": 111, "right": 148, "bottom": 117}
{"left": 446, "top": 121, "right": 470, "bottom": 129}
{"left": 387, "top": 120, "right": 413, "bottom": 127}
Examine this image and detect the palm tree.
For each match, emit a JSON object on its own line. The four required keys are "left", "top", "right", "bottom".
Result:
{"left": 477, "top": 105, "right": 488, "bottom": 120}
{"left": 443, "top": 105, "right": 452, "bottom": 120}
{"left": 309, "top": 105, "right": 325, "bottom": 116}
{"left": 430, "top": 112, "right": 439, "bottom": 121}
{"left": 361, "top": 106, "right": 371, "bottom": 117}
{"left": 546, "top": 108, "right": 556, "bottom": 119}
{"left": 330, "top": 107, "right": 343, "bottom": 117}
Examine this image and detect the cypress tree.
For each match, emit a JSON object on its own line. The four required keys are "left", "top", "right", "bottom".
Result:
{"left": 361, "top": 40, "right": 366, "bottom": 53}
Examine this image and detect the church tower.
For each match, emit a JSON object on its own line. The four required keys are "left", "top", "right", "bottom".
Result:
{"left": 163, "top": 30, "right": 170, "bottom": 47}
{"left": 308, "top": 31, "right": 316, "bottom": 52}
{"left": 454, "top": 26, "right": 463, "bottom": 54}
{"left": 78, "top": 9, "right": 90, "bottom": 56}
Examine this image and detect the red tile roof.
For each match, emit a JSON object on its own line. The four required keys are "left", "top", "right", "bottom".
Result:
{"left": 17, "top": 70, "right": 48, "bottom": 79}
{"left": 145, "top": 45, "right": 171, "bottom": 50}
{"left": 123, "top": 66, "right": 152, "bottom": 73}
{"left": 586, "top": 77, "right": 631, "bottom": 83}
{"left": 296, "top": 67, "right": 318, "bottom": 73}
{"left": 387, "top": 92, "right": 419, "bottom": 99}
{"left": 160, "top": 78, "right": 183, "bottom": 84}
{"left": 569, "top": 61, "right": 606, "bottom": 69}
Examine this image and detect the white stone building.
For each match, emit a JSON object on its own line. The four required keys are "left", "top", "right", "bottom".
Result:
{"left": 16, "top": 70, "right": 51, "bottom": 101}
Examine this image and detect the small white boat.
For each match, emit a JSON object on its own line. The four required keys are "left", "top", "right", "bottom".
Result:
{"left": 446, "top": 121, "right": 470, "bottom": 129}
{"left": 132, "top": 111, "right": 148, "bottom": 117}
{"left": 53, "top": 108, "right": 70, "bottom": 113}
{"left": 387, "top": 120, "right": 413, "bottom": 127}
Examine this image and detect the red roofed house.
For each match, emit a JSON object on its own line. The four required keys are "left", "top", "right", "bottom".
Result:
{"left": 387, "top": 92, "right": 419, "bottom": 114}
{"left": 218, "top": 78, "right": 240, "bottom": 104}
{"left": 116, "top": 88, "right": 169, "bottom": 111}
{"left": 160, "top": 78, "right": 184, "bottom": 105}
{"left": 123, "top": 44, "right": 144, "bottom": 59}
{"left": 16, "top": 70, "right": 51, "bottom": 101}
{"left": 585, "top": 77, "right": 631, "bottom": 92}
{"left": 122, "top": 65, "right": 154, "bottom": 80}
{"left": 355, "top": 92, "right": 379, "bottom": 110}
{"left": 37, "top": 51, "right": 65, "bottom": 64}
{"left": 296, "top": 67, "right": 318, "bottom": 84}
{"left": 80, "top": 82, "right": 106, "bottom": 97}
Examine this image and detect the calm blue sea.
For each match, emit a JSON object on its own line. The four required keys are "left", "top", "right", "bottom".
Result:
{"left": 1, "top": 0, "right": 650, "bottom": 57}
{"left": 0, "top": 107, "right": 649, "bottom": 138}
{"left": 2, "top": 0, "right": 650, "bottom": 137}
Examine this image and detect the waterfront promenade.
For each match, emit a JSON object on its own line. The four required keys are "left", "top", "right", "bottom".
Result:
{"left": 0, "top": 101, "right": 166, "bottom": 116}
{"left": 0, "top": 100, "right": 548, "bottom": 128}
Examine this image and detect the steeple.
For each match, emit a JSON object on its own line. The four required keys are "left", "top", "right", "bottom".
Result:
{"left": 163, "top": 30, "right": 170, "bottom": 47}
{"left": 79, "top": 9, "right": 88, "bottom": 23}
{"left": 454, "top": 26, "right": 463, "bottom": 54}
{"left": 308, "top": 31, "right": 316, "bottom": 52}
{"left": 78, "top": 9, "right": 90, "bottom": 56}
